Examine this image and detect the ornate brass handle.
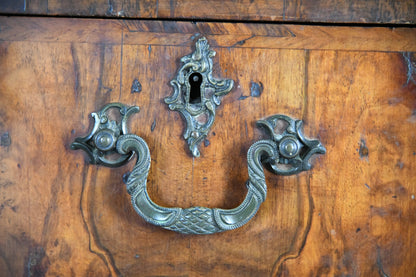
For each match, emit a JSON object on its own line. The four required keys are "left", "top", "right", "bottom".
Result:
{"left": 71, "top": 103, "right": 325, "bottom": 234}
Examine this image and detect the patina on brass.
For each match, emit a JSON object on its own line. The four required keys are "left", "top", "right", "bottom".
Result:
{"left": 257, "top": 114, "right": 326, "bottom": 175}
{"left": 165, "top": 37, "right": 234, "bottom": 157}
{"left": 71, "top": 105, "right": 325, "bottom": 235}
{"left": 70, "top": 103, "right": 139, "bottom": 167}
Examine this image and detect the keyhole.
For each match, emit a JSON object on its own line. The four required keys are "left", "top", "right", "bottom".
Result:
{"left": 189, "top": 72, "right": 203, "bottom": 104}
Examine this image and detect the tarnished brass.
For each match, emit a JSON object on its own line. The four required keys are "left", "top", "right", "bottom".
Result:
{"left": 257, "top": 114, "right": 326, "bottom": 175}
{"left": 70, "top": 103, "right": 139, "bottom": 167}
{"left": 165, "top": 37, "right": 234, "bottom": 157}
{"left": 71, "top": 104, "right": 325, "bottom": 234}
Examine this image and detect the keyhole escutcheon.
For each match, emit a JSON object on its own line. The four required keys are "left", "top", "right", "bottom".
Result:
{"left": 189, "top": 72, "right": 203, "bottom": 104}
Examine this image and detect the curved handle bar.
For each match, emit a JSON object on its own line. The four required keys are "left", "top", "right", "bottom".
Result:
{"left": 118, "top": 134, "right": 277, "bottom": 234}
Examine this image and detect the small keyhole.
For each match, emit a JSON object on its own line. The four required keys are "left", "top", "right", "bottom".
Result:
{"left": 189, "top": 72, "right": 203, "bottom": 104}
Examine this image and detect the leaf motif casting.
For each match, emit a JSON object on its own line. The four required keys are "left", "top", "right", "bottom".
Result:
{"left": 165, "top": 37, "right": 234, "bottom": 157}
{"left": 72, "top": 104, "right": 325, "bottom": 234}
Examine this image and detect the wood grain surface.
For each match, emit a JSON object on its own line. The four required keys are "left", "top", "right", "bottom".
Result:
{"left": 0, "top": 0, "right": 415, "bottom": 24}
{"left": 0, "top": 17, "right": 415, "bottom": 276}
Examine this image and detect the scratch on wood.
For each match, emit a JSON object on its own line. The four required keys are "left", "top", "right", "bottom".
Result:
{"left": 122, "top": 172, "right": 130, "bottom": 184}
{"left": 204, "top": 138, "right": 210, "bottom": 147}
{"left": 155, "top": 0, "right": 159, "bottom": 16}
{"left": 284, "top": 26, "right": 297, "bottom": 37}
{"left": 190, "top": 33, "right": 201, "bottom": 41}
{"left": 106, "top": 0, "right": 114, "bottom": 15}
{"left": 359, "top": 139, "right": 369, "bottom": 159}
{"left": 121, "top": 20, "right": 138, "bottom": 32}
{"left": 151, "top": 119, "right": 156, "bottom": 132}
{"left": 387, "top": 97, "right": 403, "bottom": 106}
{"left": 0, "top": 132, "right": 11, "bottom": 147}
{"left": 0, "top": 180, "right": 14, "bottom": 188}
{"left": 0, "top": 198, "right": 18, "bottom": 214}
{"left": 25, "top": 246, "right": 49, "bottom": 277}
{"left": 250, "top": 81, "right": 263, "bottom": 97}
{"left": 119, "top": 29, "right": 124, "bottom": 99}
{"left": 376, "top": 246, "right": 390, "bottom": 277}
{"left": 402, "top": 52, "right": 416, "bottom": 86}
{"left": 170, "top": 0, "right": 175, "bottom": 18}
{"left": 238, "top": 94, "right": 249, "bottom": 100}
{"left": 237, "top": 82, "right": 264, "bottom": 100}
{"left": 97, "top": 44, "right": 112, "bottom": 96}
{"left": 396, "top": 160, "right": 404, "bottom": 169}
{"left": 230, "top": 35, "right": 256, "bottom": 48}
{"left": 148, "top": 45, "right": 152, "bottom": 58}
{"left": 282, "top": 0, "right": 286, "bottom": 20}
{"left": 302, "top": 50, "right": 310, "bottom": 118}
{"left": 131, "top": 79, "right": 142, "bottom": 94}
{"left": 370, "top": 205, "right": 389, "bottom": 217}
{"left": 70, "top": 44, "right": 80, "bottom": 103}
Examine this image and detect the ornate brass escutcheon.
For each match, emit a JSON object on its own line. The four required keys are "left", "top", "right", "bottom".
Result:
{"left": 164, "top": 37, "right": 234, "bottom": 157}
{"left": 71, "top": 103, "right": 325, "bottom": 235}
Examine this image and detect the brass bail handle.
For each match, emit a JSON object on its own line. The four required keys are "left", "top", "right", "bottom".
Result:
{"left": 71, "top": 103, "right": 325, "bottom": 234}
